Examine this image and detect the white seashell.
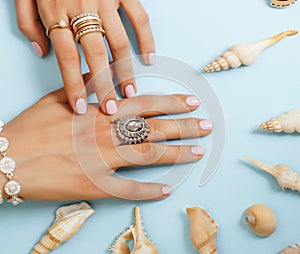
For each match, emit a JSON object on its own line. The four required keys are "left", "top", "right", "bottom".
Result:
{"left": 31, "top": 202, "right": 94, "bottom": 254}
{"left": 260, "top": 109, "right": 300, "bottom": 133}
{"left": 271, "top": 0, "right": 298, "bottom": 8}
{"left": 109, "top": 206, "right": 159, "bottom": 254}
{"left": 245, "top": 156, "right": 300, "bottom": 192}
{"left": 279, "top": 244, "right": 300, "bottom": 254}
{"left": 204, "top": 30, "right": 298, "bottom": 73}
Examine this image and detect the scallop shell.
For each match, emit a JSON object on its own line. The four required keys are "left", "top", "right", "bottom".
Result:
{"left": 260, "top": 109, "right": 300, "bottom": 133}
{"left": 186, "top": 206, "right": 218, "bottom": 254}
{"left": 204, "top": 30, "right": 298, "bottom": 73}
{"left": 245, "top": 156, "right": 300, "bottom": 192}
{"left": 109, "top": 206, "right": 159, "bottom": 254}
{"left": 31, "top": 202, "right": 94, "bottom": 254}
{"left": 279, "top": 244, "right": 300, "bottom": 254}
{"left": 245, "top": 204, "right": 277, "bottom": 237}
{"left": 271, "top": 0, "right": 298, "bottom": 8}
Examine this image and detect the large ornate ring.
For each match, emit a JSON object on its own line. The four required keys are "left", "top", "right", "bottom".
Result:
{"left": 46, "top": 20, "right": 72, "bottom": 37}
{"left": 116, "top": 116, "right": 150, "bottom": 145}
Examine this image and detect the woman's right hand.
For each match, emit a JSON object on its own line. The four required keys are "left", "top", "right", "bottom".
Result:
{"left": 0, "top": 88, "right": 212, "bottom": 202}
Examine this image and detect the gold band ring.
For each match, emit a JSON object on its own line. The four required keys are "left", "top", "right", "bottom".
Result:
{"left": 46, "top": 20, "right": 72, "bottom": 37}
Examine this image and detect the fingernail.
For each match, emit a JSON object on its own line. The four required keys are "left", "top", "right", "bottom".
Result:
{"left": 199, "top": 120, "right": 213, "bottom": 130}
{"left": 75, "top": 98, "right": 87, "bottom": 115}
{"left": 31, "top": 42, "right": 43, "bottom": 57}
{"left": 162, "top": 185, "right": 173, "bottom": 195}
{"left": 186, "top": 96, "right": 200, "bottom": 107}
{"left": 191, "top": 146, "right": 204, "bottom": 155}
{"left": 106, "top": 100, "right": 117, "bottom": 115}
{"left": 125, "top": 84, "right": 136, "bottom": 98}
{"left": 148, "top": 52, "right": 156, "bottom": 65}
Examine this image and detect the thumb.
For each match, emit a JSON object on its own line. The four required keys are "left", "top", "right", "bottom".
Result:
{"left": 15, "top": 0, "right": 49, "bottom": 57}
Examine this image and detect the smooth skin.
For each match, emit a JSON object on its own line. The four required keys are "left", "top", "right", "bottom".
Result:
{"left": 15, "top": 0, "right": 155, "bottom": 115}
{"left": 0, "top": 85, "right": 212, "bottom": 202}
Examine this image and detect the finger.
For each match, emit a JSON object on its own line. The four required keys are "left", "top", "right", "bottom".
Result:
{"left": 100, "top": 5, "right": 136, "bottom": 98}
{"left": 116, "top": 143, "right": 204, "bottom": 167}
{"left": 50, "top": 29, "right": 88, "bottom": 115}
{"left": 15, "top": 0, "right": 49, "bottom": 57}
{"left": 121, "top": 0, "right": 155, "bottom": 65}
{"left": 114, "top": 94, "right": 201, "bottom": 120}
{"left": 80, "top": 33, "right": 118, "bottom": 115}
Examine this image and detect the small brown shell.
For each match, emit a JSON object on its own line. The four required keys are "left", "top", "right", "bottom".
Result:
{"left": 279, "top": 244, "right": 300, "bottom": 254}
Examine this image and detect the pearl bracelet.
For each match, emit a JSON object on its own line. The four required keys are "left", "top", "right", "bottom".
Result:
{"left": 0, "top": 120, "right": 23, "bottom": 205}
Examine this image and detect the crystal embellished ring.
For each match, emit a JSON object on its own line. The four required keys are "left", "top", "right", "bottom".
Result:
{"left": 116, "top": 116, "right": 150, "bottom": 145}
{"left": 46, "top": 20, "right": 72, "bottom": 37}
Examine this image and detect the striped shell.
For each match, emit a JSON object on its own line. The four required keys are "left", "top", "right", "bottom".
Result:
{"left": 279, "top": 244, "right": 300, "bottom": 253}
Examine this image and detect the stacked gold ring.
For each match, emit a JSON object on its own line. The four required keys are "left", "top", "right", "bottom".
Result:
{"left": 70, "top": 13, "right": 105, "bottom": 43}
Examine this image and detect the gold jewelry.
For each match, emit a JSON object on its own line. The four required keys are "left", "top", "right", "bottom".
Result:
{"left": 0, "top": 121, "right": 23, "bottom": 205}
{"left": 71, "top": 13, "right": 105, "bottom": 43}
{"left": 46, "top": 20, "right": 72, "bottom": 37}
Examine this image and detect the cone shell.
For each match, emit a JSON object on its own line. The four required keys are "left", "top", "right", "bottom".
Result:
{"left": 186, "top": 206, "right": 218, "bottom": 254}
{"left": 271, "top": 0, "right": 298, "bottom": 8}
{"left": 260, "top": 109, "right": 300, "bottom": 133}
{"left": 31, "top": 202, "right": 94, "bottom": 254}
{"left": 245, "top": 204, "right": 277, "bottom": 237}
{"left": 279, "top": 244, "right": 300, "bottom": 254}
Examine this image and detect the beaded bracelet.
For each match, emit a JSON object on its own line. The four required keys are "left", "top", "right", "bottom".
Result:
{"left": 0, "top": 120, "right": 23, "bottom": 205}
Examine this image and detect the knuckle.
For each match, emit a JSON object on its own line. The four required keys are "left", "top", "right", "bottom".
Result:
{"left": 135, "top": 12, "right": 150, "bottom": 26}
{"left": 123, "top": 182, "right": 139, "bottom": 198}
{"left": 57, "top": 48, "right": 78, "bottom": 65}
{"left": 84, "top": 43, "right": 107, "bottom": 59}
{"left": 139, "top": 143, "right": 160, "bottom": 163}
{"left": 136, "top": 95, "right": 153, "bottom": 110}
{"left": 17, "top": 22, "right": 31, "bottom": 34}
{"left": 110, "top": 38, "right": 130, "bottom": 52}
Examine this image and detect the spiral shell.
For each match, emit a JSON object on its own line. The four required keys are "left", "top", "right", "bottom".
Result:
{"left": 260, "top": 109, "right": 300, "bottom": 133}
{"left": 204, "top": 30, "right": 298, "bottom": 73}
{"left": 245, "top": 156, "right": 300, "bottom": 192}
{"left": 245, "top": 204, "right": 277, "bottom": 237}
{"left": 31, "top": 202, "right": 94, "bottom": 254}
{"left": 186, "top": 206, "right": 218, "bottom": 254}
{"left": 279, "top": 244, "right": 300, "bottom": 254}
{"left": 271, "top": 0, "right": 298, "bottom": 8}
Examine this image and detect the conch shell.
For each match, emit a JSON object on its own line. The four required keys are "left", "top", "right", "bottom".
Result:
{"left": 245, "top": 156, "right": 300, "bottom": 192}
{"left": 271, "top": 0, "right": 298, "bottom": 8}
{"left": 31, "top": 202, "right": 94, "bottom": 254}
{"left": 279, "top": 244, "right": 300, "bottom": 254}
{"left": 204, "top": 30, "right": 298, "bottom": 73}
{"left": 186, "top": 206, "right": 218, "bottom": 254}
{"left": 260, "top": 109, "right": 300, "bottom": 133}
{"left": 109, "top": 206, "right": 159, "bottom": 254}
{"left": 245, "top": 204, "right": 277, "bottom": 237}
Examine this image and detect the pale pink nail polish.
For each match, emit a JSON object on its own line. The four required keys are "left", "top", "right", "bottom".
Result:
{"left": 31, "top": 42, "right": 43, "bottom": 57}
{"left": 125, "top": 84, "right": 136, "bottom": 98}
{"left": 200, "top": 120, "right": 213, "bottom": 130}
{"left": 148, "top": 52, "right": 156, "bottom": 65}
{"left": 106, "top": 100, "right": 117, "bottom": 115}
{"left": 162, "top": 185, "right": 173, "bottom": 195}
{"left": 191, "top": 146, "right": 204, "bottom": 155}
{"left": 75, "top": 98, "right": 87, "bottom": 115}
{"left": 186, "top": 96, "right": 200, "bottom": 107}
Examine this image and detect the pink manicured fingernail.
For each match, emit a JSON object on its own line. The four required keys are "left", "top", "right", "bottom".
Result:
{"left": 125, "top": 84, "right": 135, "bottom": 98}
{"left": 148, "top": 52, "right": 156, "bottom": 65}
{"left": 200, "top": 120, "right": 213, "bottom": 130}
{"left": 186, "top": 96, "right": 200, "bottom": 107}
{"left": 75, "top": 98, "right": 87, "bottom": 115}
{"left": 162, "top": 185, "right": 173, "bottom": 195}
{"left": 31, "top": 42, "right": 43, "bottom": 57}
{"left": 191, "top": 146, "right": 204, "bottom": 155}
{"left": 106, "top": 100, "right": 117, "bottom": 115}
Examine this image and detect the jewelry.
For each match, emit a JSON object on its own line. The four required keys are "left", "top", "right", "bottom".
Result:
{"left": 46, "top": 20, "right": 72, "bottom": 37}
{"left": 116, "top": 116, "right": 149, "bottom": 145}
{"left": 0, "top": 121, "right": 23, "bottom": 205}
{"left": 71, "top": 13, "right": 105, "bottom": 43}
{"left": 0, "top": 190, "right": 3, "bottom": 205}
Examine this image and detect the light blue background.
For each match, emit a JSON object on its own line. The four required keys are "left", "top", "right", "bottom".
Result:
{"left": 1, "top": 0, "right": 300, "bottom": 253}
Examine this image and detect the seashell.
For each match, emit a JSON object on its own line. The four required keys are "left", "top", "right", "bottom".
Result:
{"left": 279, "top": 244, "right": 300, "bottom": 254}
{"left": 260, "top": 109, "right": 300, "bottom": 133}
{"left": 186, "top": 206, "right": 218, "bottom": 254}
{"left": 245, "top": 204, "right": 277, "bottom": 237}
{"left": 271, "top": 0, "right": 298, "bottom": 8}
{"left": 204, "top": 30, "right": 298, "bottom": 73}
{"left": 31, "top": 202, "right": 94, "bottom": 254}
{"left": 245, "top": 156, "right": 300, "bottom": 192}
{"left": 109, "top": 206, "right": 159, "bottom": 254}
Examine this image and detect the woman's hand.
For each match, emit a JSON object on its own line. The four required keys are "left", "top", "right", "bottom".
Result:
{"left": 0, "top": 88, "right": 212, "bottom": 202}
{"left": 15, "top": 0, "right": 155, "bottom": 115}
